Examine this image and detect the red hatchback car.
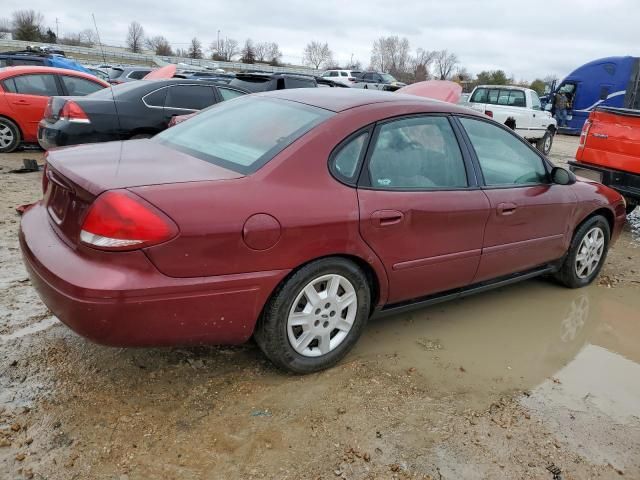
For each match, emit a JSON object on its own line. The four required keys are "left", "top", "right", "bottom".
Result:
{"left": 0, "top": 66, "right": 108, "bottom": 152}
{"left": 20, "top": 89, "right": 626, "bottom": 373}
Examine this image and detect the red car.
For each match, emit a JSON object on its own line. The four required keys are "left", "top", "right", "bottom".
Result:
{"left": 20, "top": 89, "right": 626, "bottom": 373}
{"left": 0, "top": 66, "right": 108, "bottom": 152}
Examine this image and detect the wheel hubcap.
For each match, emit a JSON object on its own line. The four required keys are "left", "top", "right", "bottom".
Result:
{"left": 287, "top": 274, "right": 357, "bottom": 357}
{"left": 575, "top": 227, "right": 605, "bottom": 279}
{"left": 544, "top": 135, "right": 552, "bottom": 151}
{"left": 0, "top": 124, "right": 14, "bottom": 148}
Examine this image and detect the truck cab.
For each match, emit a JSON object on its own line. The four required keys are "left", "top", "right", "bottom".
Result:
{"left": 466, "top": 85, "right": 557, "bottom": 154}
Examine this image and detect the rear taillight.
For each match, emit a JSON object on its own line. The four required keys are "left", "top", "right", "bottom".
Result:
{"left": 80, "top": 190, "right": 177, "bottom": 251}
{"left": 579, "top": 119, "right": 592, "bottom": 147}
{"left": 485, "top": 110, "right": 493, "bottom": 118}
{"left": 60, "top": 101, "right": 90, "bottom": 124}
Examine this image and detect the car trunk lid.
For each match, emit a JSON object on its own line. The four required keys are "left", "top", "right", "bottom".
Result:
{"left": 44, "top": 139, "right": 243, "bottom": 245}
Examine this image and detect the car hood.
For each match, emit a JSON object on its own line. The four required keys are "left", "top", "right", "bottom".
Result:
{"left": 46, "top": 139, "right": 243, "bottom": 195}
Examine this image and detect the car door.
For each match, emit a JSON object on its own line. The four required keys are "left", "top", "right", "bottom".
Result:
{"left": 500, "top": 89, "right": 530, "bottom": 135}
{"left": 2, "top": 73, "right": 61, "bottom": 140}
{"left": 163, "top": 84, "right": 217, "bottom": 125}
{"left": 456, "top": 116, "right": 577, "bottom": 282}
{"left": 356, "top": 115, "right": 491, "bottom": 304}
{"left": 529, "top": 90, "right": 550, "bottom": 132}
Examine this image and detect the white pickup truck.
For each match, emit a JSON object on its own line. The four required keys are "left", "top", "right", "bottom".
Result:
{"left": 465, "top": 85, "right": 557, "bottom": 154}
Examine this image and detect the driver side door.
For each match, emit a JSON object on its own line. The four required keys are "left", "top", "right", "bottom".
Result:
{"left": 457, "top": 116, "right": 577, "bottom": 282}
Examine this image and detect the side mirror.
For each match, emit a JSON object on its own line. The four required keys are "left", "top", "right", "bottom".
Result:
{"left": 551, "top": 166, "right": 576, "bottom": 185}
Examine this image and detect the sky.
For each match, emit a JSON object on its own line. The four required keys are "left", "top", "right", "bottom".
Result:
{"left": 4, "top": 0, "right": 640, "bottom": 80}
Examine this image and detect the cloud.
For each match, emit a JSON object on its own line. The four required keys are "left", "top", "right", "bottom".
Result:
{"left": 4, "top": 0, "right": 640, "bottom": 79}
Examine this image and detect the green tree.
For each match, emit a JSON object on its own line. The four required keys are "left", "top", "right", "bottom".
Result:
{"left": 12, "top": 10, "right": 44, "bottom": 41}
{"left": 475, "top": 69, "right": 511, "bottom": 85}
{"left": 529, "top": 78, "right": 546, "bottom": 95}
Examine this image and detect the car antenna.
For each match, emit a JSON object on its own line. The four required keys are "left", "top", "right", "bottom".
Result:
{"left": 91, "top": 14, "right": 122, "bottom": 134}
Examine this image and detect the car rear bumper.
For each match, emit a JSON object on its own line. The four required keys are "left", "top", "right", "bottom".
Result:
{"left": 569, "top": 161, "right": 640, "bottom": 203}
{"left": 19, "top": 202, "right": 288, "bottom": 347}
{"left": 37, "top": 120, "right": 112, "bottom": 150}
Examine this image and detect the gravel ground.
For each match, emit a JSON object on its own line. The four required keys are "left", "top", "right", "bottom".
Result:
{"left": 1, "top": 136, "right": 639, "bottom": 480}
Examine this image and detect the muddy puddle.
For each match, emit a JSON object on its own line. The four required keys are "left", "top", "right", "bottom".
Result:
{"left": 355, "top": 280, "right": 640, "bottom": 408}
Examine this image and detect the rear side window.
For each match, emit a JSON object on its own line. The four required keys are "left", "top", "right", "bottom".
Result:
{"left": 330, "top": 131, "right": 369, "bottom": 183}
{"left": 11, "top": 74, "right": 59, "bottom": 96}
{"left": 60, "top": 75, "right": 104, "bottom": 96}
{"left": 460, "top": 117, "right": 547, "bottom": 186}
{"left": 156, "top": 97, "right": 333, "bottom": 174}
{"left": 11, "top": 58, "right": 43, "bottom": 66}
{"left": 143, "top": 87, "right": 167, "bottom": 107}
{"left": 340, "top": 72, "right": 348, "bottom": 77}
{"left": 2, "top": 78, "right": 16, "bottom": 93}
{"left": 218, "top": 87, "right": 245, "bottom": 101}
{"left": 165, "top": 85, "right": 216, "bottom": 110}
{"left": 128, "top": 70, "right": 149, "bottom": 80}
{"left": 283, "top": 77, "right": 316, "bottom": 89}
{"left": 368, "top": 116, "right": 468, "bottom": 189}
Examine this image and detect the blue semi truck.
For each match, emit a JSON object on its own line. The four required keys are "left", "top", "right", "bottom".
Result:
{"left": 544, "top": 56, "right": 640, "bottom": 134}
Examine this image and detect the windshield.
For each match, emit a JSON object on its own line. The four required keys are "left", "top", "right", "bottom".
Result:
{"left": 155, "top": 96, "right": 334, "bottom": 174}
{"left": 380, "top": 73, "right": 396, "bottom": 82}
{"left": 108, "top": 68, "right": 124, "bottom": 79}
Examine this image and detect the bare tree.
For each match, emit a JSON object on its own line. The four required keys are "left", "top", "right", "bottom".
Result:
{"left": 267, "top": 42, "right": 282, "bottom": 65}
{"left": 175, "top": 48, "right": 188, "bottom": 58}
{"left": 126, "top": 21, "right": 145, "bottom": 53}
{"left": 145, "top": 35, "right": 173, "bottom": 56}
{"left": 434, "top": 50, "right": 459, "bottom": 80}
{"left": 211, "top": 38, "right": 240, "bottom": 61}
{"left": 370, "top": 36, "right": 411, "bottom": 78}
{"left": 188, "top": 37, "right": 203, "bottom": 59}
{"left": 0, "top": 18, "right": 11, "bottom": 39}
{"left": 240, "top": 38, "right": 256, "bottom": 63}
{"left": 254, "top": 42, "right": 269, "bottom": 62}
{"left": 411, "top": 48, "right": 437, "bottom": 81}
{"left": 303, "top": 41, "right": 333, "bottom": 70}
{"left": 12, "top": 10, "right": 44, "bottom": 41}
{"left": 60, "top": 29, "right": 96, "bottom": 47}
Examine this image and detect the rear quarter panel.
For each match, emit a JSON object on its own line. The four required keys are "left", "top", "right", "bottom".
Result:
{"left": 570, "top": 180, "right": 626, "bottom": 244}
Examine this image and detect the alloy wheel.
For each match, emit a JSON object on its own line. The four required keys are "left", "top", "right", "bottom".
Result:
{"left": 0, "top": 124, "right": 14, "bottom": 148}
{"left": 575, "top": 227, "right": 605, "bottom": 279}
{"left": 287, "top": 274, "right": 358, "bottom": 357}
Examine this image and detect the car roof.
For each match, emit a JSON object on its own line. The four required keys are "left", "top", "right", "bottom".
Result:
{"left": 256, "top": 88, "right": 480, "bottom": 114}
{"left": 475, "top": 84, "right": 532, "bottom": 92}
{"left": 0, "top": 65, "right": 108, "bottom": 84}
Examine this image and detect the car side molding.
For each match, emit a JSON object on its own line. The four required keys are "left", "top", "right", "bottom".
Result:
{"left": 372, "top": 264, "right": 557, "bottom": 319}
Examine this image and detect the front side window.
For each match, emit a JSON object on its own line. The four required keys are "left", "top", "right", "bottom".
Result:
{"left": 330, "top": 131, "right": 369, "bottom": 183}
{"left": 61, "top": 75, "right": 104, "bottom": 96}
{"left": 530, "top": 91, "right": 542, "bottom": 110}
{"left": 11, "top": 74, "right": 59, "bottom": 96}
{"left": 380, "top": 73, "right": 396, "bottom": 83}
{"left": 470, "top": 88, "right": 487, "bottom": 103}
{"left": 340, "top": 72, "right": 348, "bottom": 77}
{"left": 459, "top": 117, "right": 547, "bottom": 186}
{"left": 165, "top": 85, "right": 215, "bottom": 110}
{"left": 329, "top": 71, "right": 339, "bottom": 77}
{"left": 368, "top": 116, "right": 468, "bottom": 189}
{"left": 156, "top": 97, "right": 333, "bottom": 174}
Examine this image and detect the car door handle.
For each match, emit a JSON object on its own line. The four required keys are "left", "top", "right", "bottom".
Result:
{"left": 13, "top": 99, "right": 30, "bottom": 105}
{"left": 497, "top": 202, "right": 517, "bottom": 215}
{"left": 371, "top": 210, "right": 404, "bottom": 226}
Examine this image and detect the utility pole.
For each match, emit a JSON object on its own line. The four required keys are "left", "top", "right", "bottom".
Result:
{"left": 55, "top": 18, "right": 59, "bottom": 39}
{"left": 217, "top": 30, "right": 220, "bottom": 52}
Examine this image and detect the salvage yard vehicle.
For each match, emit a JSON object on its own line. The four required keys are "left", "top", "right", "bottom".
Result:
{"left": 0, "top": 49, "right": 91, "bottom": 73}
{"left": 228, "top": 72, "right": 344, "bottom": 92}
{"left": 350, "top": 71, "right": 406, "bottom": 91}
{"left": 20, "top": 89, "right": 626, "bottom": 373}
{"left": 570, "top": 106, "right": 640, "bottom": 213}
{"left": 320, "top": 69, "right": 361, "bottom": 86}
{"left": 0, "top": 66, "right": 108, "bottom": 152}
{"left": 466, "top": 85, "right": 557, "bottom": 155}
{"left": 37, "top": 79, "right": 247, "bottom": 149}
{"left": 107, "top": 66, "right": 153, "bottom": 84}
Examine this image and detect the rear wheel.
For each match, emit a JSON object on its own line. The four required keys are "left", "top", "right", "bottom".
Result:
{"left": 555, "top": 215, "right": 610, "bottom": 288}
{"left": 536, "top": 130, "right": 554, "bottom": 155}
{"left": 254, "top": 257, "right": 371, "bottom": 373}
{"left": 0, "top": 118, "right": 21, "bottom": 153}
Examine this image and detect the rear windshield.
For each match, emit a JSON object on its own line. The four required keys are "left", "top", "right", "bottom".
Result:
{"left": 108, "top": 68, "right": 124, "bottom": 79}
{"left": 155, "top": 96, "right": 333, "bottom": 174}
{"left": 228, "top": 77, "right": 271, "bottom": 92}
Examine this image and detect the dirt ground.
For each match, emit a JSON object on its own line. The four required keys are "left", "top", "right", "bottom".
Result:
{"left": 1, "top": 136, "right": 639, "bottom": 480}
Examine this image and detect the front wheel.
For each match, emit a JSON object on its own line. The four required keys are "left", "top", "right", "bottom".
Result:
{"left": 254, "top": 258, "right": 371, "bottom": 373}
{"left": 536, "top": 130, "right": 554, "bottom": 155}
{"left": 555, "top": 215, "right": 610, "bottom": 288}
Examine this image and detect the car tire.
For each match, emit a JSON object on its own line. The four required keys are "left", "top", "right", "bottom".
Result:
{"left": 0, "top": 117, "right": 21, "bottom": 153}
{"left": 554, "top": 215, "right": 610, "bottom": 289}
{"left": 254, "top": 257, "right": 371, "bottom": 374}
{"left": 536, "top": 130, "right": 554, "bottom": 155}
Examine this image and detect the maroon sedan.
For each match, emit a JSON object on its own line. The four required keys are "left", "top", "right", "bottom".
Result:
{"left": 20, "top": 89, "right": 626, "bottom": 373}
